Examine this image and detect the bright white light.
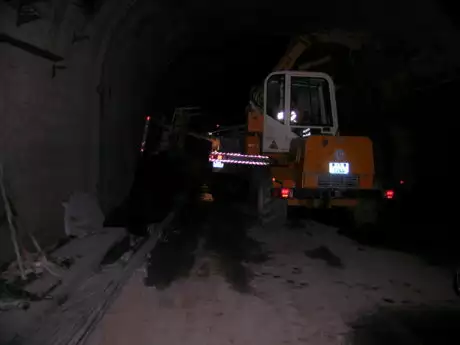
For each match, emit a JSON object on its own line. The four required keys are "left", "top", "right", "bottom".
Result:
{"left": 329, "top": 162, "right": 349, "bottom": 175}
{"left": 213, "top": 161, "right": 224, "bottom": 168}
{"left": 277, "top": 111, "right": 297, "bottom": 123}
{"left": 301, "top": 128, "right": 311, "bottom": 137}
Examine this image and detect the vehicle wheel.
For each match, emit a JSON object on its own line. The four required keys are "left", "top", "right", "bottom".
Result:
{"left": 255, "top": 170, "right": 287, "bottom": 229}
{"left": 454, "top": 268, "right": 460, "bottom": 296}
{"left": 351, "top": 198, "right": 379, "bottom": 229}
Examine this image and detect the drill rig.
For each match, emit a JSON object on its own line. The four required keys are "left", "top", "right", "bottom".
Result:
{"left": 210, "top": 32, "right": 394, "bottom": 228}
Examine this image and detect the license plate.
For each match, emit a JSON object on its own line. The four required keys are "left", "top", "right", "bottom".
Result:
{"left": 329, "top": 162, "right": 349, "bottom": 174}
{"left": 213, "top": 161, "right": 224, "bottom": 169}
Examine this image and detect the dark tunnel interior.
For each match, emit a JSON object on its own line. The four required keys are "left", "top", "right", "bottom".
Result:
{"left": 91, "top": 0, "right": 459, "bottom": 249}
{"left": 0, "top": 0, "right": 456, "bottom": 256}
{"left": 2, "top": 0, "right": 460, "bottom": 343}
{"left": 101, "top": 29, "right": 295, "bottom": 229}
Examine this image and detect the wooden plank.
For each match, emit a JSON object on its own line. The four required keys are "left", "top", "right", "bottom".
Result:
{"left": 0, "top": 229, "right": 126, "bottom": 344}
{"left": 21, "top": 211, "right": 176, "bottom": 345}
{"left": 0, "top": 34, "right": 64, "bottom": 62}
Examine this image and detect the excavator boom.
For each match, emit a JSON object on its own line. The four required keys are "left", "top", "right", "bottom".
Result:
{"left": 273, "top": 35, "right": 311, "bottom": 71}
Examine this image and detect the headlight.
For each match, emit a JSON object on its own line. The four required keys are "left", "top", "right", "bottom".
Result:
{"left": 276, "top": 110, "right": 297, "bottom": 123}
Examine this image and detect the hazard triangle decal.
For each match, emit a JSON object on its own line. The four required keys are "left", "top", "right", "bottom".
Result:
{"left": 269, "top": 140, "right": 278, "bottom": 149}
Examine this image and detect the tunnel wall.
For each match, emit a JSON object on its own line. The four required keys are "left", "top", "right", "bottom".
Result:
{"left": 0, "top": 0, "right": 198, "bottom": 264}
{"left": 0, "top": 0, "right": 151, "bottom": 263}
{"left": 0, "top": 19, "right": 99, "bottom": 262}
{"left": 98, "top": 47, "right": 145, "bottom": 214}
{"left": 96, "top": 2, "right": 193, "bottom": 213}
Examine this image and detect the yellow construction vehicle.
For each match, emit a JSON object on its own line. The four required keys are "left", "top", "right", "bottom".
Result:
{"left": 210, "top": 32, "right": 394, "bottom": 228}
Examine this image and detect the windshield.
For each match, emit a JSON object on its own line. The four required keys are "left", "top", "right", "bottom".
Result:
{"left": 265, "top": 75, "right": 334, "bottom": 128}
{"left": 290, "top": 76, "right": 333, "bottom": 127}
{"left": 266, "top": 74, "right": 285, "bottom": 121}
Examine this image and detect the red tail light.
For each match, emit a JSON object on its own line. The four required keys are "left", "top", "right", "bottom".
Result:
{"left": 281, "top": 188, "right": 291, "bottom": 199}
{"left": 385, "top": 190, "right": 394, "bottom": 199}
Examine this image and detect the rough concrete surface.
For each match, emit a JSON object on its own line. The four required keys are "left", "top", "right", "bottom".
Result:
{"left": 84, "top": 221, "right": 458, "bottom": 345}
{"left": 0, "top": 0, "right": 164, "bottom": 263}
{"left": 0, "top": 228, "right": 126, "bottom": 344}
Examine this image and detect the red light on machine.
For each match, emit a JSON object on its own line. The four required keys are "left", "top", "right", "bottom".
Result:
{"left": 281, "top": 188, "right": 291, "bottom": 199}
{"left": 385, "top": 190, "right": 394, "bottom": 199}
{"left": 400, "top": 180, "right": 404, "bottom": 184}
{"left": 146, "top": 116, "right": 151, "bottom": 121}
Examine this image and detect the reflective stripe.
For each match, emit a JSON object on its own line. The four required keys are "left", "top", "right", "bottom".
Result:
{"left": 209, "top": 158, "right": 269, "bottom": 166}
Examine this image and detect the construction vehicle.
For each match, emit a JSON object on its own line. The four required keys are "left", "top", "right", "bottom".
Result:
{"left": 209, "top": 32, "right": 395, "bottom": 228}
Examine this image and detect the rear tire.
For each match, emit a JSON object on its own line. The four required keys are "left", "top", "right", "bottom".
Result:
{"left": 254, "top": 169, "right": 287, "bottom": 229}
{"left": 351, "top": 198, "right": 379, "bottom": 229}
{"left": 454, "top": 268, "right": 460, "bottom": 296}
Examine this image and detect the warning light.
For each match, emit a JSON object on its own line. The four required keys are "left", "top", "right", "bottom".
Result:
{"left": 146, "top": 116, "right": 151, "bottom": 121}
{"left": 400, "top": 180, "right": 404, "bottom": 184}
{"left": 217, "top": 154, "right": 223, "bottom": 160}
{"left": 272, "top": 177, "right": 275, "bottom": 182}
{"left": 213, "top": 161, "right": 224, "bottom": 168}
{"left": 384, "top": 190, "right": 394, "bottom": 199}
{"left": 281, "top": 188, "right": 291, "bottom": 199}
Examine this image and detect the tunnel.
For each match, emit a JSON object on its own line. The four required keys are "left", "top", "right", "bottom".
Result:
{"left": 0, "top": 0, "right": 459, "bottom": 265}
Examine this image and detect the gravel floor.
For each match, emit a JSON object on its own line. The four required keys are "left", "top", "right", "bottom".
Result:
{"left": 84, "top": 214, "right": 459, "bottom": 345}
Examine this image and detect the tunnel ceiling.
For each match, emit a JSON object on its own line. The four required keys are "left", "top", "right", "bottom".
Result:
{"left": 124, "top": 0, "right": 460, "bottom": 119}
{"left": 2, "top": 0, "right": 460, "bottom": 121}
{"left": 4, "top": 1, "right": 459, "bottom": 79}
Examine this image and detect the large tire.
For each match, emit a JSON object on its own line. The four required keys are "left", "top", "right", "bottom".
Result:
{"left": 254, "top": 169, "right": 287, "bottom": 229}
{"left": 454, "top": 267, "right": 460, "bottom": 296}
{"left": 351, "top": 198, "right": 379, "bottom": 229}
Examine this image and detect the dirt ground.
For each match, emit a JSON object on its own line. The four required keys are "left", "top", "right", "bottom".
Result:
{"left": 84, "top": 210, "right": 460, "bottom": 345}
